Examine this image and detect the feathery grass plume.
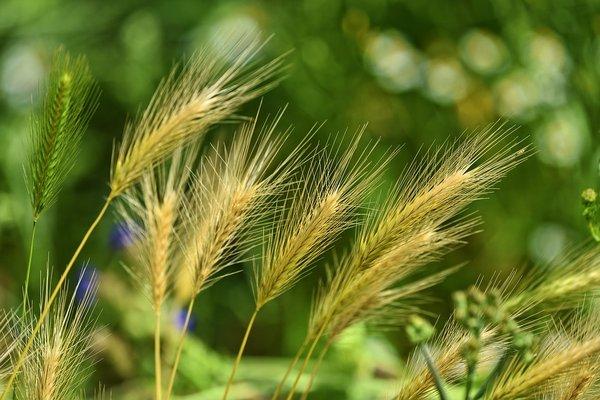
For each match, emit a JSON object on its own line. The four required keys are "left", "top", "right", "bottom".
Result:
{"left": 109, "top": 33, "right": 287, "bottom": 197}
{"left": 503, "top": 245, "right": 600, "bottom": 314}
{"left": 182, "top": 112, "right": 293, "bottom": 297}
{"left": 26, "top": 47, "right": 99, "bottom": 221}
{"left": 254, "top": 129, "right": 386, "bottom": 310}
{"left": 486, "top": 313, "right": 600, "bottom": 400}
{"left": 307, "top": 124, "right": 527, "bottom": 344}
{"left": 118, "top": 145, "right": 197, "bottom": 311}
{"left": 118, "top": 146, "right": 197, "bottom": 400}
{"left": 395, "top": 322, "right": 500, "bottom": 400}
{"left": 167, "top": 113, "right": 294, "bottom": 399}
{"left": 23, "top": 47, "right": 98, "bottom": 302}
{"left": 15, "top": 271, "right": 98, "bottom": 400}
{"left": 542, "top": 361, "right": 598, "bottom": 400}
{"left": 0, "top": 312, "right": 20, "bottom": 381}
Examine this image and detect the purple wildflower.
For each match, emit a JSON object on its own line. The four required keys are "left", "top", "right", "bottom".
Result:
{"left": 74, "top": 265, "right": 98, "bottom": 304}
{"left": 109, "top": 222, "right": 136, "bottom": 250}
{"left": 174, "top": 307, "right": 197, "bottom": 332}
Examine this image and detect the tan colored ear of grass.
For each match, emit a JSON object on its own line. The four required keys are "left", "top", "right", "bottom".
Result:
{"left": 254, "top": 128, "right": 388, "bottom": 310}
{"left": 487, "top": 313, "right": 600, "bottom": 400}
{"left": 110, "top": 34, "right": 287, "bottom": 197}
{"left": 118, "top": 145, "right": 197, "bottom": 311}
{"left": 504, "top": 246, "right": 600, "bottom": 314}
{"left": 16, "top": 272, "right": 97, "bottom": 400}
{"left": 487, "top": 338, "right": 600, "bottom": 400}
{"left": 308, "top": 123, "right": 528, "bottom": 344}
{"left": 181, "top": 112, "right": 292, "bottom": 297}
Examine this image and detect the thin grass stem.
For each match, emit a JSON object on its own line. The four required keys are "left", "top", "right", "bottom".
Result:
{"left": 155, "top": 310, "right": 163, "bottom": 400}
{"left": 300, "top": 338, "right": 332, "bottom": 400}
{"left": 472, "top": 351, "right": 508, "bottom": 400}
{"left": 285, "top": 324, "right": 326, "bottom": 400}
{"left": 421, "top": 344, "right": 449, "bottom": 400}
{"left": 0, "top": 195, "right": 113, "bottom": 400}
{"left": 222, "top": 308, "right": 259, "bottom": 400}
{"left": 271, "top": 339, "right": 309, "bottom": 400}
{"left": 22, "top": 220, "right": 37, "bottom": 315}
{"left": 465, "top": 362, "right": 475, "bottom": 400}
{"left": 165, "top": 296, "right": 195, "bottom": 400}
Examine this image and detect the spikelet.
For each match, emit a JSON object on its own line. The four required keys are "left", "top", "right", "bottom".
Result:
{"left": 26, "top": 47, "right": 98, "bottom": 220}
{"left": 253, "top": 129, "right": 387, "bottom": 309}
{"left": 109, "top": 33, "right": 286, "bottom": 197}
{"left": 0, "top": 312, "right": 19, "bottom": 381}
{"left": 309, "top": 123, "right": 528, "bottom": 341}
{"left": 15, "top": 272, "right": 97, "bottom": 400}
{"left": 181, "top": 113, "right": 292, "bottom": 297}
{"left": 395, "top": 322, "right": 499, "bottom": 400}
{"left": 117, "top": 145, "right": 197, "bottom": 310}
{"left": 504, "top": 246, "right": 600, "bottom": 314}
{"left": 542, "top": 361, "right": 599, "bottom": 400}
{"left": 487, "top": 312, "right": 600, "bottom": 400}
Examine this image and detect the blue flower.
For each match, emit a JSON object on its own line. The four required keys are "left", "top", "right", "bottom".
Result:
{"left": 74, "top": 265, "right": 98, "bottom": 304}
{"left": 109, "top": 222, "right": 136, "bottom": 251}
{"left": 174, "top": 307, "right": 197, "bottom": 332}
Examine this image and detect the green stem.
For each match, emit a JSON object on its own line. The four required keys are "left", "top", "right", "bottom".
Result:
{"left": 285, "top": 325, "right": 326, "bottom": 400}
{"left": 222, "top": 308, "right": 259, "bottom": 400}
{"left": 271, "top": 339, "right": 309, "bottom": 400}
{"left": 472, "top": 351, "right": 509, "bottom": 400}
{"left": 165, "top": 297, "right": 196, "bottom": 400}
{"left": 465, "top": 362, "right": 476, "bottom": 400}
{"left": 155, "top": 310, "right": 163, "bottom": 400}
{"left": 0, "top": 195, "right": 113, "bottom": 400}
{"left": 300, "top": 338, "right": 332, "bottom": 400}
{"left": 23, "top": 220, "right": 37, "bottom": 315}
{"left": 421, "top": 344, "right": 449, "bottom": 400}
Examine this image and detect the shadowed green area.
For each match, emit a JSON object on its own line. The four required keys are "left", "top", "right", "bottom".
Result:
{"left": 0, "top": 0, "right": 597, "bottom": 398}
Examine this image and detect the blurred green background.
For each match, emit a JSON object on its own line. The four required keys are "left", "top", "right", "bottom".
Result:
{"left": 0, "top": 0, "right": 598, "bottom": 398}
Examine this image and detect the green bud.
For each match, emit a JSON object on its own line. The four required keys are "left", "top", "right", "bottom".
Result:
{"left": 582, "top": 188, "right": 597, "bottom": 204}
{"left": 406, "top": 315, "right": 435, "bottom": 345}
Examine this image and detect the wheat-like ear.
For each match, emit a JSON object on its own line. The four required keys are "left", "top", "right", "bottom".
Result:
{"left": 109, "top": 33, "right": 287, "bottom": 197}
{"left": 117, "top": 144, "right": 197, "bottom": 311}
{"left": 503, "top": 246, "right": 600, "bottom": 314}
{"left": 487, "top": 313, "right": 600, "bottom": 400}
{"left": 544, "top": 361, "right": 599, "bottom": 400}
{"left": 254, "top": 128, "right": 387, "bottom": 310}
{"left": 15, "top": 270, "right": 98, "bottom": 400}
{"left": 308, "top": 123, "right": 528, "bottom": 342}
{"left": 26, "top": 47, "right": 99, "bottom": 220}
{"left": 180, "top": 111, "right": 292, "bottom": 298}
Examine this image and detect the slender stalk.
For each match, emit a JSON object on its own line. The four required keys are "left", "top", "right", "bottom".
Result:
{"left": 465, "top": 362, "right": 475, "bottom": 400}
{"left": 300, "top": 338, "right": 333, "bottom": 400}
{"left": 271, "top": 339, "right": 309, "bottom": 400}
{"left": 472, "top": 351, "right": 508, "bottom": 400}
{"left": 0, "top": 195, "right": 113, "bottom": 400}
{"left": 421, "top": 344, "right": 449, "bottom": 400}
{"left": 22, "top": 220, "right": 37, "bottom": 315}
{"left": 165, "top": 297, "right": 196, "bottom": 400}
{"left": 155, "top": 310, "right": 163, "bottom": 400}
{"left": 222, "top": 308, "right": 259, "bottom": 400}
{"left": 285, "top": 325, "right": 327, "bottom": 400}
